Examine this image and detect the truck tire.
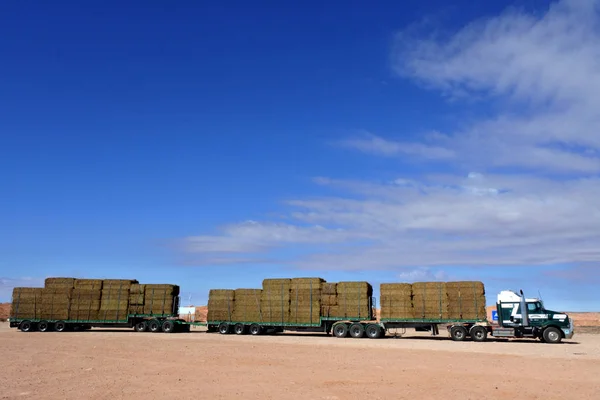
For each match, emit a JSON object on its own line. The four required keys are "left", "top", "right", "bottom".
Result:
{"left": 249, "top": 324, "right": 262, "bottom": 336}
{"left": 19, "top": 320, "right": 33, "bottom": 332}
{"left": 333, "top": 323, "right": 348, "bottom": 338}
{"left": 148, "top": 320, "right": 161, "bottom": 333}
{"left": 365, "top": 324, "right": 382, "bottom": 339}
{"left": 542, "top": 327, "right": 562, "bottom": 344}
{"left": 218, "top": 322, "right": 230, "bottom": 335}
{"left": 349, "top": 323, "right": 365, "bottom": 338}
{"left": 450, "top": 326, "right": 467, "bottom": 341}
{"left": 470, "top": 326, "right": 488, "bottom": 342}
{"left": 134, "top": 321, "right": 147, "bottom": 332}
{"left": 55, "top": 321, "right": 68, "bottom": 332}
{"left": 162, "top": 320, "right": 175, "bottom": 333}
{"left": 38, "top": 321, "right": 50, "bottom": 332}
{"left": 234, "top": 323, "right": 247, "bottom": 335}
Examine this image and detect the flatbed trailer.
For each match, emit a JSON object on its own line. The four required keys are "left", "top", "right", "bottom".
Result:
{"left": 9, "top": 314, "right": 192, "bottom": 333}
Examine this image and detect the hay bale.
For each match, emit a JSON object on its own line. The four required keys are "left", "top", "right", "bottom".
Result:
{"left": 130, "top": 284, "right": 146, "bottom": 294}
{"left": 321, "top": 283, "right": 337, "bottom": 295}
{"left": 380, "top": 283, "right": 412, "bottom": 295}
{"left": 98, "top": 309, "right": 129, "bottom": 321}
{"left": 321, "top": 295, "right": 338, "bottom": 306}
{"left": 102, "top": 279, "right": 138, "bottom": 289}
{"left": 145, "top": 284, "right": 180, "bottom": 296}
{"left": 262, "top": 278, "right": 292, "bottom": 288}
{"left": 73, "top": 279, "right": 103, "bottom": 290}
{"left": 209, "top": 289, "right": 235, "bottom": 300}
{"left": 69, "top": 309, "right": 101, "bottom": 321}
{"left": 45, "top": 277, "right": 75, "bottom": 289}
{"left": 143, "top": 297, "right": 177, "bottom": 315}
{"left": 129, "top": 293, "right": 145, "bottom": 305}
{"left": 445, "top": 281, "right": 485, "bottom": 295}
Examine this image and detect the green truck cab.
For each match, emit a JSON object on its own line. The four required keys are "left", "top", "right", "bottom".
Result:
{"left": 493, "top": 290, "right": 574, "bottom": 343}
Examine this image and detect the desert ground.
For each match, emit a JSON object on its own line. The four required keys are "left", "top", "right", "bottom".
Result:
{"left": 1, "top": 322, "right": 599, "bottom": 400}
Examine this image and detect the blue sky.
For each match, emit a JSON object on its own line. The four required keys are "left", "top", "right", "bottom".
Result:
{"left": 1, "top": 0, "right": 599, "bottom": 311}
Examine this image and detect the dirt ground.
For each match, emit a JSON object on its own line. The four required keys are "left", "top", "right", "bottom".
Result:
{"left": 1, "top": 323, "right": 599, "bottom": 400}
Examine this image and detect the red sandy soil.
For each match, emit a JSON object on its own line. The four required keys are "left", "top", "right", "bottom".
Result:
{"left": 0, "top": 303, "right": 10, "bottom": 320}
{"left": 1, "top": 323, "right": 600, "bottom": 399}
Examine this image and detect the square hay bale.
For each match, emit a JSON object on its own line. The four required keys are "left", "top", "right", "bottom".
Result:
{"left": 321, "top": 283, "right": 337, "bottom": 295}
{"left": 102, "top": 279, "right": 138, "bottom": 289}
{"left": 145, "top": 284, "right": 180, "bottom": 296}
{"left": 321, "top": 294, "right": 338, "bottom": 306}
{"left": 98, "top": 309, "right": 129, "bottom": 321}
{"left": 130, "top": 284, "right": 146, "bottom": 294}
{"left": 73, "top": 279, "right": 103, "bottom": 290}
{"left": 209, "top": 289, "right": 235, "bottom": 301}
{"left": 129, "top": 293, "right": 145, "bottom": 305}
{"left": 337, "top": 281, "right": 373, "bottom": 294}
{"left": 45, "top": 277, "right": 75, "bottom": 289}
{"left": 262, "top": 278, "right": 292, "bottom": 288}
{"left": 143, "top": 298, "right": 177, "bottom": 315}
{"left": 380, "top": 283, "right": 412, "bottom": 296}
{"left": 445, "top": 281, "right": 485, "bottom": 295}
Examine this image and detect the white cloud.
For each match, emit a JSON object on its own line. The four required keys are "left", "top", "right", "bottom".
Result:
{"left": 340, "top": 132, "right": 455, "bottom": 160}
{"left": 0, "top": 277, "right": 45, "bottom": 301}
{"left": 177, "top": 0, "right": 600, "bottom": 272}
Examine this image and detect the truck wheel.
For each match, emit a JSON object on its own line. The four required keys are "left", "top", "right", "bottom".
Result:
{"left": 470, "top": 326, "right": 488, "bottom": 342}
{"left": 249, "top": 324, "right": 262, "bottom": 335}
{"left": 162, "top": 320, "right": 175, "bottom": 333}
{"left": 55, "top": 321, "right": 68, "bottom": 332}
{"left": 349, "top": 323, "right": 365, "bottom": 338}
{"left": 19, "top": 320, "right": 33, "bottom": 332}
{"left": 365, "top": 324, "right": 382, "bottom": 339}
{"left": 148, "top": 320, "right": 161, "bottom": 333}
{"left": 234, "top": 323, "right": 247, "bottom": 335}
{"left": 134, "top": 321, "right": 147, "bottom": 332}
{"left": 542, "top": 327, "right": 562, "bottom": 344}
{"left": 38, "top": 321, "right": 50, "bottom": 332}
{"left": 450, "top": 326, "right": 467, "bottom": 341}
{"left": 218, "top": 322, "right": 230, "bottom": 334}
{"left": 333, "top": 323, "right": 348, "bottom": 338}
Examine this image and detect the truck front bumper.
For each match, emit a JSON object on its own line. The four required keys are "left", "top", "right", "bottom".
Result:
{"left": 562, "top": 319, "right": 575, "bottom": 339}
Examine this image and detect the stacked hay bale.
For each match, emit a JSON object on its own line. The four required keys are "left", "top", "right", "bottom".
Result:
{"left": 143, "top": 284, "right": 179, "bottom": 315}
{"left": 330, "top": 281, "right": 372, "bottom": 320}
{"left": 320, "top": 283, "right": 338, "bottom": 318}
{"left": 100, "top": 279, "right": 136, "bottom": 321}
{"left": 232, "top": 289, "right": 263, "bottom": 322}
{"left": 10, "top": 288, "right": 43, "bottom": 319}
{"left": 289, "top": 278, "right": 323, "bottom": 324}
{"left": 380, "top": 283, "right": 414, "bottom": 320}
{"left": 40, "top": 278, "right": 74, "bottom": 320}
{"left": 260, "top": 278, "right": 292, "bottom": 324}
{"left": 412, "top": 282, "right": 449, "bottom": 320}
{"left": 128, "top": 284, "right": 146, "bottom": 315}
{"left": 70, "top": 279, "right": 103, "bottom": 321}
{"left": 207, "top": 289, "right": 235, "bottom": 322}
{"left": 446, "top": 281, "right": 486, "bottom": 320}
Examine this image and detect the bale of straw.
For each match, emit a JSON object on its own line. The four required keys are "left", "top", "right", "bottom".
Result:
{"left": 45, "top": 277, "right": 75, "bottom": 289}
{"left": 73, "top": 279, "right": 103, "bottom": 290}
{"left": 130, "top": 284, "right": 146, "bottom": 294}
{"left": 144, "top": 284, "right": 179, "bottom": 296}
{"left": 321, "top": 283, "right": 337, "bottom": 295}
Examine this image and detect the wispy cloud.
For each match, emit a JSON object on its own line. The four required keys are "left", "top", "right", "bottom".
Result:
{"left": 177, "top": 0, "right": 600, "bottom": 273}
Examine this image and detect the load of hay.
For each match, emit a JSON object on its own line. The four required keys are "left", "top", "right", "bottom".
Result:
{"left": 10, "top": 288, "right": 43, "bottom": 319}
{"left": 289, "top": 278, "right": 323, "bottom": 324}
{"left": 261, "top": 279, "right": 292, "bottom": 323}
{"left": 142, "top": 284, "right": 179, "bottom": 315}
{"left": 322, "top": 281, "right": 372, "bottom": 320}
{"left": 380, "top": 283, "right": 413, "bottom": 319}
{"left": 232, "top": 289, "right": 263, "bottom": 322}
{"left": 207, "top": 289, "right": 235, "bottom": 322}
{"left": 69, "top": 288, "right": 102, "bottom": 321}
{"left": 446, "top": 281, "right": 486, "bottom": 320}
{"left": 379, "top": 281, "right": 486, "bottom": 321}
{"left": 99, "top": 279, "right": 135, "bottom": 321}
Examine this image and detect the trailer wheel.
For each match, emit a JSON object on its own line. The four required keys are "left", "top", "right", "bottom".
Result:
{"left": 470, "top": 326, "right": 488, "bottom": 342}
{"left": 148, "top": 320, "right": 161, "bottom": 333}
{"left": 542, "top": 327, "right": 562, "bottom": 344}
{"left": 333, "top": 323, "right": 348, "bottom": 338}
{"left": 134, "top": 321, "right": 147, "bottom": 332}
{"left": 162, "top": 320, "right": 175, "bottom": 333}
{"left": 38, "top": 321, "right": 50, "bottom": 332}
{"left": 19, "top": 320, "right": 33, "bottom": 332}
{"left": 450, "top": 326, "right": 467, "bottom": 341}
{"left": 365, "top": 324, "right": 382, "bottom": 339}
{"left": 349, "top": 323, "right": 365, "bottom": 338}
{"left": 234, "top": 323, "right": 247, "bottom": 335}
{"left": 218, "top": 322, "right": 230, "bottom": 335}
{"left": 55, "top": 321, "right": 68, "bottom": 332}
{"left": 249, "top": 324, "right": 262, "bottom": 336}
